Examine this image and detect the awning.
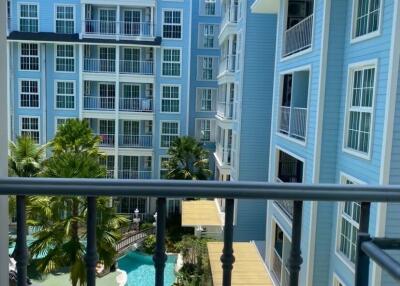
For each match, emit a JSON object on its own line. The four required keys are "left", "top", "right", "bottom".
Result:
{"left": 207, "top": 242, "right": 273, "bottom": 286}
{"left": 181, "top": 200, "right": 223, "bottom": 227}
{"left": 251, "top": 0, "right": 280, "bottom": 14}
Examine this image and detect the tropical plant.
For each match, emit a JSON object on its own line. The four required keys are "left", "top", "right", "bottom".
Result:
{"left": 142, "top": 235, "right": 156, "bottom": 255}
{"left": 163, "top": 136, "right": 212, "bottom": 180}
{"left": 27, "top": 119, "right": 128, "bottom": 286}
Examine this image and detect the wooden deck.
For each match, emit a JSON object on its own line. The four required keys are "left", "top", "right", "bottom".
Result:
{"left": 181, "top": 200, "right": 223, "bottom": 226}
{"left": 207, "top": 242, "right": 274, "bottom": 286}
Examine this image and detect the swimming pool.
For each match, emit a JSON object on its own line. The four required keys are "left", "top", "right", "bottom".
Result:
{"left": 118, "top": 251, "right": 177, "bottom": 286}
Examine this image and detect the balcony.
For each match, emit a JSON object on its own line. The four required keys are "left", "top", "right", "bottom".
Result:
{"left": 119, "top": 98, "right": 153, "bottom": 112}
{"left": 216, "top": 144, "right": 231, "bottom": 166}
{"left": 98, "top": 134, "right": 115, "bottom": 147}
{"left": 84, "top": 59, "right": 116, "bottom": 73}
{"left": 283, "top": 14, "right": 313, "bottom": 57}
{"left": 118, "top": 170, "right": 152, "bottom": 179}
{"left": 217, "top": 101, "right": 234, "bottom": 120}
{"left": 83, "top": 20, "right": 155, "bottom": 38}
{"left": 4, "top": 179, "right": 400, "bottom": 286}
{"left": 222, "top": 4, "right": 238, "bottom": 27}
{"left": 119, "top": 60, "right": 154, "bottom": 75}
{"left": 84, "top": 96, "right": 115, "bottom": 111}
{"left": 119, "top": 134, "right": 153, "bottom": 149}
{"left": 279, "top": 106, "right": 307, "bottom": 141}
{"left": 219, "top": 55, "right": 236, "bottom": 76}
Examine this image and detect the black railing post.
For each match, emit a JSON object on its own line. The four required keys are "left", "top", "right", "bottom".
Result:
{"left": 355, "top": 233, "right": 371, "bottom": 286}
{"left": 359, "top": 202, "right": 371, "bottom": 233}
{"left": 16, "top": 195, "right": 28, "bottom": 286}
{"left": 153, "top": 198, "right": 167, "bottom": 286}
{"left": 86, "top": 196, "right": 98, "bottom": 286}
{"left": 221, "top": 198, "right": 235, "bottom": 286}
{"left": 288, "top": 200, "right": 303, "bottom": 286}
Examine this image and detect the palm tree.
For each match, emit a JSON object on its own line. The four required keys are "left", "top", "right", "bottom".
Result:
{"left": 27, "top": 119, "right": 128, "bottom": 286}
{"left": 164, "top": 136, "right": 212, "bottom": 180}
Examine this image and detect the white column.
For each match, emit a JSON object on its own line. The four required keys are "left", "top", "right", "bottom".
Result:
{"left": 116, "top": 6, "right": 120, "bottom": 40}
{"left": 114, "top": 47, "right": 120, "bottom": 178}
{"left": 150, "top": 7, "right": 154, "bottom": 37}
{"left": 0, "top": 0, "right": 9, "bottom": 284}
{"left": 78, "top": 44, "right": 84, "bottom": 119}
{"left": 80, "top": 4, "right": 85, "bottom": 39}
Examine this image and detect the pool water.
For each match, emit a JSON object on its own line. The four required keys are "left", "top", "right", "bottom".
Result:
{"left": 118, "top": 251, "right": 177, "bottom": 286}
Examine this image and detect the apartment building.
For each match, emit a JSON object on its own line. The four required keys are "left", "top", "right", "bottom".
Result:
{"left": 6, "top": 0, "right": 222, "bottom": 217}
{"left": 252, "top": 0, "right": 400, "bottom": 285}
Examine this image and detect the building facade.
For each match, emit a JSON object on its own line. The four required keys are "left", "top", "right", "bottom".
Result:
{"left": 252, "top": 0, "right": 400, "bottom": 285}
{"left": 6, "top": 0, "right": 222, "bottom": 217}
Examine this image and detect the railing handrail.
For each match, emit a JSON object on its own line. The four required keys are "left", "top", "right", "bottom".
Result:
{"left": 285, "top": 14, "right": 313, "bottom": 33}
{"left": 3, "top": 178, "right": 400, "bottom": 202}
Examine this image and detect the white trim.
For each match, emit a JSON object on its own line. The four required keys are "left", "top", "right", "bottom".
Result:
{"left": 54, "top": 44, "right": 76, "bottom": 73}
{"left": 18, "top": 115, "right": 40, "bottom": 144}
{"left": 17, "top": 2, "right": 39, "bottom": 32}
{"left": 342, "top": 59, "right": 378, "bottom": 160}
{"left": 199, "top": 0, "right": 220, "bottom": 17}
{"left": 160, "top": 84, "right": 181, "bottom": 114}
{"left": 272, "top": 201, "right": 293, "bottom": 227}
{"left": 161, "top": 47, "right": 182, "bottom": 78}
{"left": 333, "top": 273, "right": 347, "bottom": 286}
{"left": 350, "top": 0, "right": 383, "bottom": 44}
{"left": 196, "top": 55, "right": 219, "bottom": 81}
{"left": 197, "top": 23, "right": 220, "bottom": 49}
{"left": 18, "top": 42, "right": 40, "bottom": 72}
{"left": 161, "top": 8, "right": 183, "bottom": 40}
{"left": 54, "top": 80, "right": 76, "bottom": 110}
{"left": 159, "top": 155, "right": 171, "bottom": 179}
{"left": 54, "top": 3, "right": 76, "bottom": 34}
{"left": 194, "top": 118, "right": 216, "bottom": 142}
{"left": 196, "top": 87, "right": 217, "bottom": 112}
{"left": 274, "top": 145, "right": 306, "bottom": 181}
{"left": 159, "top": 120, "right": 180, "bottom": 149}
{"left": 54, "top": 116, "right": 74, "bottom": 133}
{"left": 18, "top": 78, "right": 40, "bottom": 109}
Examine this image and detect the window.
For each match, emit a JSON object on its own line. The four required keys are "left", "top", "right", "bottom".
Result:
{"left": 167, "top": 199, "right": 181, "bottom": 215}
{"left": 56, "top": 81, "right": 75, "bottom": 109}
{"left": 19, "top": 4, "right": 38, "bottom": 32}
{"left": 160, "top": 156, "right": 170, "bottom": 179}
{"left": 20, "top": 80, "right": 39, "bottom": 108}
{"left": 56, "top": 45, "right": 75, "bottom": 72}
{"left": 204, "top": 0, "right": 216, "bottom": 15}
{"left": 338, "top": 177, "right": 361, "bottom": 265}
{"left": 161, "top": 85, "right": 180, "bottom": 113}
{"left": 197, "top": 88, "right": 216, "bottom": 111}
{"left": 162, "top": 49, "right": 181, "bottom": 76}
{"left": 345, "top": 65, "right": 375, "bottom": 155}
{"left": 196, "top": 119, "right": 214, "bottom": 142}
{"left": 20, "top": 117, "right": 40, "bottom": 143}
{"left": 55, "top": 5, "right": 74, "bottom": 34}
{"left": 20, "top": 43, "right": 39, "bottom": 71}
{"left": 56, "top": 118, "right": 71, "bottom": 130}
{"left": 198, "top": 56, "right": 216, "bottom": 80}
{"left": 334, "top": 277, "right": 345, "bottom": 286}
{"left": 160, "top": 122, "right": 179, "bottom": 148}
{"left": 200, "top": 24, "right": 218, "bottom": 48}
{"left": 163, "top": 10, "right": 182, "bottom": 39}
{"left": 353, "top": 0, "right": 380, "bottom": 38}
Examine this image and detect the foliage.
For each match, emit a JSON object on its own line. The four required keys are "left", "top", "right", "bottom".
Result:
{"left": 139, "top": 222, "right": 155, "bottom": 231}
{"left": 25, "top": 119, "right": 129, "bottom": 286}
{"left": 142, "top": 235, "right": 156, "bottom": 255}
{"left": 173, "top": 236, "right": 212, "bottom": 286}
{"left": 165, "top": 214, "right": 193, "bottom": 253}
{"left": 164, "top": 137, "right": 211, "bottom": 180}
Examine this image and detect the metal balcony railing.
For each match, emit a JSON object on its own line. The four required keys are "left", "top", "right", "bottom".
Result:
{"left": 118, "top": 134, "right": 153, "bottom": 149}
{"left": 84, "top": 96, "right": 116, "bottom": 111}
{"left": 222, "top": 4, "right": 238, "bottom": 27}
{"left": 84, "top": 58, "right": 116, "bottom": 73}
{"left": 283, "top": 14, "right": 313, "bottom": 57}
{"left": 216, "top": 145, "right": 231, "bottom": 166}
{"left": 217, "top": 101, "right": 234, "bottom": 119}
{"left": 279, "top": 106, "right": 307, "bottom": 141}
{"left": 83, "top": 20, "right": 154, "bottom": 38}
{"left": 98, "top": 134, "right": 115, "bottom": 147}
{"left": 5, "top": 179, "right": 400, "bottom": 286}
{"left": 117, "top": 170, "right": 152, "bottom": 180}
{"left": 119, "top": 98, "right": 153, "bottom": 112}
{"left": 119, "top": 60, "right": 154, "bottom": 75}
{"left": 105, "top": 170, "right": 114, "bottom": 179}
{"left": 219, "top": 55, "right": 236, "bottom": 75}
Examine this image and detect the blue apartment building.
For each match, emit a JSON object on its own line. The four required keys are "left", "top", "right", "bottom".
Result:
{"left": 252, "top": 0, "right": 400, "bottom": 285}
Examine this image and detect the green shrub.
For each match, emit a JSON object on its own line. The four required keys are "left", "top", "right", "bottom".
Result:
{"left": 140, "top": 222, "right": 154, "bottom": 231}
{"left": 142, "top": 234, "right": 156, "bottom": 255}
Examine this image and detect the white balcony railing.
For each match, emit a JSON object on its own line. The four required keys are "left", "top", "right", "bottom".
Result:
{"left": 119, "top": 135, "right": 153, "bottom": 149}
{"left": 119, "top": 60, "right": 154, "bottom": 75}
{"left": 84, "top": 96, "right": 115, "bottom": 111}
{"left": 279, "top": 106, "right": 307, "bottom": 141}
{"left": 217, "top": 101, "right": 234, "bottom": 119}
{"left": 105, "top": 170, "right": 114, "bottom": 179}
{"left": 83, "top": 20, "right": 154, "bottom": 37}
{"left": 84, "top": 58, "right": 116, "bottom": 73}
{"left": 98, "top": 134, "right": 115, "bottom": 147}
{"left": 283, "top": 14, "right": 313, "bottom": 57}
{"left": 219, "top": 55, "right": 236, "bottom": 75}
{"left": 118, "top": 170, "right": 152, "bottom": 180}
{"left": 216, "top": 144, "right": 231, "bottom": 166}
{"left": 222, "top": 4, "right": 238, "bottom": 27}
{"left": 119, "top": 98, "right": 153, "bottom": 112}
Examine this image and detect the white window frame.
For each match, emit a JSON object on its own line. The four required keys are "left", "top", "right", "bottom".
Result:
{"left": 18, "top": 2, "right": 39, "bottom": 32}
{"left": 200, "top": 0, "right": 218, "bottom": 16}
{"left": 333, "top": 273, "right": 347, "bottom": 286}
{"left": 162, "top": 9, "right": 183, "bottom": 40}
{"left": 160, "top": 121, "right": 180, "bottom": 149}
{"left": 55, "top": 44, "right": 75, "bottom": 72}
{"left": 196, "top": 88, "right": 216, "bottom": 112}
{"left": 54, "top": 4, "right": 75, "bottom": 34}
{"left": 18, "top": 78, "right": 40, "bottom": 109}
{"left": 161, "top": 48, "right": 182, "bottom": 77}
{"left": 197, "top": 56, "right": 217, "bottom": 81}
{"left": 199, "top": 24, "right": 218, "bottom": 49}
{"left": 342, "top": 60, "right": 377, "bottom": 160}
{"left": 196, "top": 118, "right": 214, "bottom": 142}
{"left": 335, "top": 173, "right": 365, "bottom": 272}
{"left": 19, "top": 43, "right": 40, "bottom": 71}
{"left": 55, "top": 117, "right": 73, "bottom": 133}
{"left": 350, "top": 0, "right": 382, "bottom": 43}
{"left": 160, "top": 84, "right": 181, "bottom": 113}
{"left": 19, "top": 116, "right": 40, "bottom": 144}
{"left": 159, "top": 155, "right": 171, "bottom": 179}
{"left": 54, "top": 80, "right": 75, "bottom": 110}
